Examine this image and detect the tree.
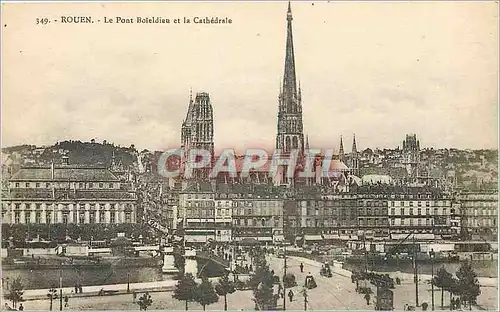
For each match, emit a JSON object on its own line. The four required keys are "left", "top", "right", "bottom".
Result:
{"left": 215, "top": 273, "right": 236, "bottom": 311}
{"left": 5, "top": 276, "right": 24, "bottom": 309}
{"left": 173, "top": 273, "right": 198, "bottom": 311}
{"left": 433, "top": 267, "right": 455, "bottom": 309}
{"left": 250, "top": 257, "right": 275, "bottom": 310}
{"left": 456, "top": 261, "right": 481, "bottom": 310}
{"left": 195, "top": 276, "right": 219, "bottom": 311}
{"left": 47, "top": 285, "right": 58, "bottom": 311}
{"left": 173, "top": 247, "right": 186, "bottom": 278}
{"left": 137, "top": 292, "right": 153, "bottom": 311}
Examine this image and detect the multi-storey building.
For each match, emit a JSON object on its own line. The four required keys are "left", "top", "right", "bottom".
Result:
{"left": 230, "top": 185, "right": 284, "bottom": 243}
{"left": 458, "top": 191, "right": 498, "bottom": 241}
{"left": 386, "top": 187, "right": 453, "bottom": 237}
{"left": 178, "top": 182, "right": 216, "bottom": 243}
{"left": 2, "top": 164, "right": 137, "bottom": 226}
{"left": 214, "top": 190, "right": 233, "bottom": 242}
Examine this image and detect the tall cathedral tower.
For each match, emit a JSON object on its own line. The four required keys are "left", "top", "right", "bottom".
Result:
{"left": 276, "top": 2, "right": 304, "bottom": 154}
{"left": 181, "top": 91, "right": 214, "bottom": 180}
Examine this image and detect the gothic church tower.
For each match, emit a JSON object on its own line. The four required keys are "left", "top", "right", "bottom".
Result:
{"left": 276, "top": 2, "right": 304, "bottom": 155}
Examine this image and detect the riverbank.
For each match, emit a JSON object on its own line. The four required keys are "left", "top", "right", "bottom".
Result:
{"left": 7, "top": 254, "right": 498, "bottom": 311}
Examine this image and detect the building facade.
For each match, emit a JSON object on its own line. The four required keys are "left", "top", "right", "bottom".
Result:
{"left": 2, "top": 165, "right": 137, "bottom": 225}
{"left": 458, "top": 191, "right": 498, "bottom": 241}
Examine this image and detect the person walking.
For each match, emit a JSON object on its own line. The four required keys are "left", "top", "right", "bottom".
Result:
{"left": 288, "top": 289, "right": 294, "bottom": 302}
{"left": 18, "top": 303, "right": 24, "bottom": 311}
{"left": 64, "top": 296, "right": 69, "bottom": 307}
{"left": 300, "top": 262, "right": 304, "bottom": 273}
{"left": 364, "top": 293, "right": 371, "bottom": 305}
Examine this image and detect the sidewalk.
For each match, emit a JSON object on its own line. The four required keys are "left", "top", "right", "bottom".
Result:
{"left": 21, "top": 276, "right": 223, "bottom": 301}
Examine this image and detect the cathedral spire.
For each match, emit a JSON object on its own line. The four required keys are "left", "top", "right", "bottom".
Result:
{"left": 283, "top": 0, "right": 297, "bottom": 99}
{"left": 339, "top": 135, "right": 345, "bottom": 162}
{"left": 352, "top": 133, "right": 357, "bottom": 154}
{"left": 305, "top": 135, "right": 309, "bottom": 150}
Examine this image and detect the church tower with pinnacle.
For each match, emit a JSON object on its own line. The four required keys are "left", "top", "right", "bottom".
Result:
{"left": 276, "top": 2, "right": 304, "bottom": 155}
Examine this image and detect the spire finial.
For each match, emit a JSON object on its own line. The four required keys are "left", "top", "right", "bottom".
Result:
{"left": 288, "top": 1, "right": 292, "bottom": 14}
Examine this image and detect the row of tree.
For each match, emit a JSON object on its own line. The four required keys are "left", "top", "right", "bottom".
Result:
{"left": 172, "top": 273, "right": 235, "bottom": 311}
{"left": 432, "top": 262, "right": 481, "bottom": 310}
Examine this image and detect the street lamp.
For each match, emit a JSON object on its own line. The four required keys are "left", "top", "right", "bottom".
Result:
{"left": 429, "top": 248, "right": 435, "bottom": 311}
{"left": 127, "top": 273, "right": 130, "bottom": 293}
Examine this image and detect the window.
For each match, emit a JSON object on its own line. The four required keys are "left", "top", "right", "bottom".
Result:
{"left": 25, "top": 182, "right": 30, "bottom": 188}
{"left": 99, "top": 183, "right": 104, "bottom": 188}
{"left": 46, "top": 183, "right": 50, "bottom": 188}
{"left": 434, "top": 208, "right": 438, "bottom": 215}
{"left": 89, "top": 212, "right": 95, "bottom": 223}
{"left": 79, "top": 213, "right": 85, "bottom": 224}
{"left": 426, "top": 201, "right": 430, "bottom": 207}
{"left": 261, "top": 218, "right": 265, "bottom": 227}
{"left": 125, "top": 213, "right": 131, "bottom": 223}
{"left": 110, "top": 213, "right": 115, "bottom": 223}
{"left": 418, "top": 219, "right": 422, "bottom": 226}
{"left": 426, "top": 208, "right": 430, "bottom": 215}
{"left": 36, "top": 182, "right": 40, "bottom": 188}
{"left": 417, "top": 208, "right": 421, "bottom": 215}
{"left": 15, "top": 182, "right": 20, "bottom": 188}
{"left": 89, "top": 183, "right": 94, "bottom": 188}
{"left": 391, "top": 219, "right": 395, "bottom": 226}
{"left": 79, "top": 183, "right": 84, "bottom": 188}
{"left": 409, "top": 201, "right": 414, "bottom": 207}
{"left": 391, "top": 208, "right": 395, "bottom": 215}
{"left": 62, "top": 213, "right": 68, "bottom": 224}
{"left": 99, "top": 212, "right": 105, "bottom": 223}
{"left": 109, "top": 183, "right": 114, "bottom": 189}
{"left": 15, "top": 213, "right": 20, "bottom": 224}
{"left": 25, "top": 213, "right": 31, "bottom": 224}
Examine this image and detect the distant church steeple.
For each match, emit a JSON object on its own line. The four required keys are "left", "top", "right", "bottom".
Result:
{"left": 276, "top": 1, "right": 304, "bottom": 155}
{"left": 339, "top": 135, "right": 345, "bottom": 163}
{"left": 351, "top": 134, "right": 359, "bottom": 174}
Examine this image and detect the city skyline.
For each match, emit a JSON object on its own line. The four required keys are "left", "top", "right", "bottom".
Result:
{"left": 2, "top": 1, "right": 498, "bottom": 152}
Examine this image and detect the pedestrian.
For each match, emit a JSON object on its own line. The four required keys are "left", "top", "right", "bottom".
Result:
{"left": 249, "top": 264, "right": 253, "bottom": 272}
{"left": 79, "top": 284, "right": 83, "bottom": 294}
{"left": 300, "top": 262, "right": 304, "bottom": 273}
{"left": 64, "top": 295, "right": 69, "bottom": 307}
{"left": 288, "top": 289, "right": 294, "bottom": 302}
{"left": 18, "top": 303, "right": 24, "bottom": 311}
{"left": 364, "top": 293, "right": 371, "bottom": 305}
{"left": 74, "top": 284, "right": 78, "bottom": 294}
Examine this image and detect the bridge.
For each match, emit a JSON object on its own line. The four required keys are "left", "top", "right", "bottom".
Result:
{"left": 195, "top": 251, "right": 230, "bottom": 277}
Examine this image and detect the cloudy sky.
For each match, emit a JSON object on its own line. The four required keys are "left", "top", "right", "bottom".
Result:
{"left": 2, "top": 1, "right": 498, "bottom": 152}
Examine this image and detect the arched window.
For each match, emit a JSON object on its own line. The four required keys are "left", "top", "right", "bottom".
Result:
{"left": 285, "top": 136, "right": 291, "bottom": 152}
{"left": 292, "top": 136, "right": 298, "bottom": 149}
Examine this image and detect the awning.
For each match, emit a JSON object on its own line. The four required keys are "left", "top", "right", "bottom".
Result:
{"left": 185, "top": 235, "right": 213, "bottom": 243}
{"left": 257, "top": 237, "right": 273, "bottom": 242}
{"left": 273, "top": 235, "right": 285, "bottom": 242}
{"left": 304, "top": 235, "right": 323, "bottom": 241}
{"left": 323, "top": 234, "right": 340, "bottom": 240}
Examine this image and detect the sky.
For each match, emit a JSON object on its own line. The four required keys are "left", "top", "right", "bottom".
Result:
{"left": 1, "top": 1, "right": 498, "bottom": 153}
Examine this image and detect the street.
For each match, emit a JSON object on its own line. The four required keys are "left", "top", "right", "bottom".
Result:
{"left": 17, "top": 253, "right": 498, "bottom": 311}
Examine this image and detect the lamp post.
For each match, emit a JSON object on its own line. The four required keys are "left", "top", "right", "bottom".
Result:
{"left": 429, "top": 248, "right": 435, "bottom": 311}
{"left": 283, "top": 244, "right": 287, "bottom": 311}
{"left": 127, "top": 273, "right": 130, "bottom": 293}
